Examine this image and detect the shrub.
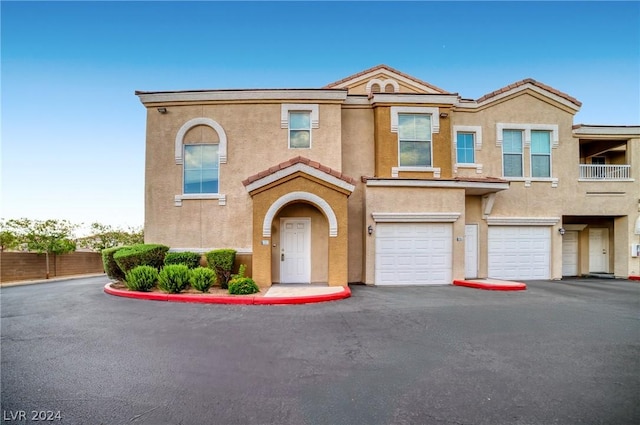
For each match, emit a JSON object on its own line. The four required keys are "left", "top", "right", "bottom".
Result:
{"left": 158, "top": 264, "right": 191, "bottom": 294}
{"left": 228, "top": 277, "right": 259, "bottom": 295}
{"left": 124, "top": 265, "right": 158, "bottom": 292}
{"left": 164, "top": 251, "right": 202, "bottom": 269}
{"left": 102, "top": 246, "right": 128, "bottom": 281}
{"left": 228, "top": 264, "right": 259, "bottom": 295}
{"left": 190, "top": 267, "right": 216, "bottom": 292}
{"left": 114, "top": 244, "right": 169, "bottom": 274}
{"left": 205, "top": 249, "right": 236, "bottom": 289}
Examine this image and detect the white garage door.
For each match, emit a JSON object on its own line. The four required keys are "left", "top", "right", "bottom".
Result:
{"left": 375, "top": 223, "right": 452, "bottom": 285}
{"left": 488, "top": 226, "right": 550, "bottom": 280}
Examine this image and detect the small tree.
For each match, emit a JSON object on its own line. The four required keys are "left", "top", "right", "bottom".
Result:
{"left": 80, "top": 222, "right": 144, "bottom": 252}
{"left": 0, "top": 230, "right": 19, "bottom": 252}
{"left": 5, "top": 218, "right": 78, "bottom": 279}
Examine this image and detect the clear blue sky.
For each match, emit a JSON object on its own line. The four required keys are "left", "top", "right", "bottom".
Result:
{"left": 2, "top": 1, "right": 639, "bottom": 232}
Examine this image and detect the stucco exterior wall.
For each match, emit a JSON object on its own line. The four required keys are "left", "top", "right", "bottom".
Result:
{"left": 145, "top": 102, "right": 344, "bottom": 251}
{"left": 341, "top": 107, "right": 375, "bottom": 283}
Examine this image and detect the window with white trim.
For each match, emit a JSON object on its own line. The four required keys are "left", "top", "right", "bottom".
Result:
{"left": 184, "top": 144, "right": 219, "bottom": 194}
{"left": 531, "top": 130, "right": 551, "bottom": 177}
{"left": 502, "top": 130, "right": 523, "bottom": 177}
{"left": 398, "top": 113, "right": 432, "bottom": 167}
{"left": 289, "top": 111, "right": 311, "bottom": 148}
{"left": 456, "top": 132, "right": 475, "bottom": 163}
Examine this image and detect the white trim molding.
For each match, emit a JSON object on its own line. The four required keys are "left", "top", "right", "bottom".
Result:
{"left": 263, "top": 191, "right": 338, "bottom": 238}
{"left": 372, "top": 212, "right": 461, "bottom": 223}
{"left": 486, "top": 217, "right": 561, "bottom": 226}
{"left": 281, "top": 104, "right": 319, "bottom": 129}
{"left": 496, "top": 123, "right": 559, "bottom": 148}
{"left": 175, "top": 117, "right": 228, "bottom": 164}
{"left": 175, "top": 194, "right": 226, "bottom": 207}
{"left": 138, "top": 89, "right": 347, "bottom": 104}
{"left": 453, "top": 125, "right": 483, "bottom": 149}
{"left": 244, "top": 163, "right": 355, "bottom": 193}
{"left": 392, "top": 166, "right": 441, "bottom": 178}
{"left": 391, "top": 106, "right": 440, "bottom": 134}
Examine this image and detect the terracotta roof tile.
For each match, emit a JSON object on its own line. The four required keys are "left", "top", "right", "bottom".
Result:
{"left": 242, "top": 156, "right": 357, "bottom": 186}
{"left": 477, "top": 78, "right": 581, "bottom": 107}
{"left": 323, "top": 64, "right": 450, "bottom": 94}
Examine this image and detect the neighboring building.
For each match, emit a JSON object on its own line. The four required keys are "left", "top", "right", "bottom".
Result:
{"left": 136, "top": 65, "right": 640, "bottom": 286}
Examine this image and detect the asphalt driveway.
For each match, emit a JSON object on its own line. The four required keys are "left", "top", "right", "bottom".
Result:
{"left": 1, "top": 276, "right": 638, "bottom": 425}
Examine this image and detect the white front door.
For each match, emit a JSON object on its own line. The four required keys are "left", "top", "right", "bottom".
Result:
{"left": 465, "top": 224, "right": 478, "bottom": 279}
{"left": 589, "top": 228, "right": 609, "bottom": 273}
{"left": 280, "top": 218, "right": 311, "bottom": 283}
{"left": 562, "top": 231, "right": 579, "bottom": 276}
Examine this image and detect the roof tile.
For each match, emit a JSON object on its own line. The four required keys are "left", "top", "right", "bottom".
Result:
{"left": 243, "top": 156, "right": 356, "bottom": 186}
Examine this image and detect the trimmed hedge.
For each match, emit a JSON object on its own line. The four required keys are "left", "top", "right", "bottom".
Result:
{"left": 124, "top": 265, "right": 158, "bottom": 292}
{"left": 114, "top": 244, "right": 169, "bottom": 274}
{"left": 164, "top": 251, "right": 201, "bottom": 269}
{"left": 102, "top": 246, "right": 128, "bottom": 281}
{"left": 190, "top": 267, "right": 216, "bottom": 292}
{"left": 205, "top": 249, "right": 236, "bottom": 289}
{"left": 158, "top": 264, "right": 191, "bottom": 294}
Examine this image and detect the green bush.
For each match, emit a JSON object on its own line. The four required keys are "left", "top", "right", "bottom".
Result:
{"left": 228, "top": 264, "right": 259, "bottom": 295}
{"left": 158, "top": 264, "right": 191, "bottom": 294}
{"left": 228, "top": 277, "right": 259, "bottom": 295}
{"left": 124, "top": 265, "right": 158, "bottom": 292}
{"left": 205, "top": 249, "right": 236, "bottom": 289}
{"left": 190, "top": 267, "right": 216, "bottom": 292}
{"left": 114, "top": 244, "right": 169, "bottom": 274}
{"left": 164, "top": 251, "right": 202, "bottom": 269}
{"left": 102, "top": 246, "right": 128, "bottom": 281}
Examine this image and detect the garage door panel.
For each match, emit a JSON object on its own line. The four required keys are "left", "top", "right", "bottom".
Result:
{"left": 376, "top": 223, "right": 452, "bottom": 285}
{"left": 489, "top": 226, "right": 550, "bottom": 280}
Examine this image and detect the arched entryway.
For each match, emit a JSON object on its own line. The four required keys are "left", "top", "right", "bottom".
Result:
{"left": 243, "top": 157, "right": 355, "bottom": 287}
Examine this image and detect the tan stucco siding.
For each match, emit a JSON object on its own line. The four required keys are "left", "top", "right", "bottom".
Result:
{"left": 374, "top": 106, "right": 453, "bottom": 178}
{"left": 144, "top": 103, "right": 344, "bottom": 250}
{"left": 341, "top": 107, "right": 375, "bottom": 282}
{"left": 345, "top": 73, "right": 425, "bottom": 95}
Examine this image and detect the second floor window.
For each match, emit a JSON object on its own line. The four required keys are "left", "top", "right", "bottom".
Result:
{"left": 531, "top": 130, "right": 551, "bottom": 177}
{"left": 456, "top": 132, "right": 475, "bottom": 163}
{"left": 184, "top": 144, "right": 219, "bottom": 194}
{"left": 503, "top": 130, "right": 523, "bottom": 177}
{"left": 398, "top": 113, "right": 432, "bottom": 167}
{"left": 289, "top": 111, "right": 311, "bottom": 149}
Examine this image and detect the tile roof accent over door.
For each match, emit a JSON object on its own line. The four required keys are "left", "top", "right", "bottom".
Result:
{"left": 242, "top": 156, "right": 357, "bottom": 193}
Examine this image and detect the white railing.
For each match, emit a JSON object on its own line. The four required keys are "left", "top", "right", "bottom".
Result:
{"left": 579, "top": 164, "right": 631, "bottom": 180}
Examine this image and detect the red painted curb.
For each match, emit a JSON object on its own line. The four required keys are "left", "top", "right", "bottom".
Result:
{"left": 453, "top": 280, "right": 527, "bottom": 291}
{"left": 104, "top": 284, "right": 351, "bottom": 305}
{"left": 629, "top": 276, "right": 640, "bottom": 281}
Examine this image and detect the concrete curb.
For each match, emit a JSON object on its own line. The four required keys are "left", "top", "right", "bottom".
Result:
{"left": 453, "top": 279, "right": 527, "bottom": 291}
{"left": 1, "top": 273, "right": 107, "bottom": 288}
{"left": 104, "top": 283, "right": 351, "bottom": 305}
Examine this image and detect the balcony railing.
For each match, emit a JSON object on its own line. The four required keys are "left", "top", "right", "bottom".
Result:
{"left": 579, "top": 164, "right": 631, "bottom": 180}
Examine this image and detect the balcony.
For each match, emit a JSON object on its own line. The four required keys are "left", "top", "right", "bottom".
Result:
{"left": 579, "top": 164, "right": 631, "bottom": 181}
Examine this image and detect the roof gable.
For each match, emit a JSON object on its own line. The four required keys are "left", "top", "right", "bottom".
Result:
{"left": 476, "top": 78, "right": 582, "bottom": 110}
{"left": 324, "top": 64, "right": 450, "bottom": 95}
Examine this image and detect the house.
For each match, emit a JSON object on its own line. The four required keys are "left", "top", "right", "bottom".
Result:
{"left": 136, "top": 65, "right": 640, "bottom": 286}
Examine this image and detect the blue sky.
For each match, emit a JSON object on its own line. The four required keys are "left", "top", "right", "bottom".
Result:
{"left": 2, "top": 1, "right": 639, "bottom": 233}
